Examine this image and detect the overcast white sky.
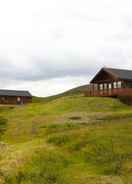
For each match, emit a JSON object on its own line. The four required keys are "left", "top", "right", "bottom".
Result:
{"left": 0, "top": 0, "right": 132, "bottom": 96}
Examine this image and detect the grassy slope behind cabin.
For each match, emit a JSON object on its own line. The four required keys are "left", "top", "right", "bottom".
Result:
{"left": 0, "top": 86, "right": 132, "bottom": 183}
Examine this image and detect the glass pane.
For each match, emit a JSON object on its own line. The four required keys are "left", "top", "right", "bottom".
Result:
{"left": 99, "top": 84, "right": 103, "bottom": 90}
{"left": 126, "top": 82, "right": 132, "bottom": 88}
{"left": 113, "top": 82, "right": 117, "bottom": 89}
{"left": 117, "top": 81, "right": 122, "bottom": 88}
{"left": 104, "top": 83, "right": 107, "bottom": 90}
{"left": 108, "top": 84, "right": 112, "bottom": 89}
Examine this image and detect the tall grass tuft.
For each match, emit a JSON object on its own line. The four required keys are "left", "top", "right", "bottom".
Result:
{"left": 4, "top": 151, "right": 70, "bottom": 184}
{"left": 0, "top": 116, "right": 7, "bottom": 139}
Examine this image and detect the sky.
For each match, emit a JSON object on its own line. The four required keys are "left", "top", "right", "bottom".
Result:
{"left": 0, "top": 0, "right": 132, "bottom": 96}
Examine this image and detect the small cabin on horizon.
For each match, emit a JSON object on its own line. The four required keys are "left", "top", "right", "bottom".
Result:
{"left": 85, "top": 67, "right": 132, "bottom": 97}
{"left": 0, "top": 90, "right": 32, "bottom": 105}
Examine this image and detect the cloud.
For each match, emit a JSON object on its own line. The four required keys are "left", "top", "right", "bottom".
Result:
{"left": 0, "top": 53, "right": 123, "bottom": 82}
{"left": 0, "top": 0, "right": 131, "bottom": 96}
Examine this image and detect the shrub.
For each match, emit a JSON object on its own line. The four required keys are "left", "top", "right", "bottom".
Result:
{"left": 0, "top": 116, "right": 7, "bottom": 138}
{"left": 118, "top": 95, "right": 132, "bottom": 105}
{"left": 68, "top": 140, "right": 88, "bottom": 151}
{"left": 46, "top": 123, "right": 80, "bottom": 134}
{"left": 69, "top": 116, "right": 82, "bottom": 120}
{"left": 47, "top": 134, "right": 71, "bottom": 146}
{"left": 82, "top": 140, "right": 127, "bottom": 175}
{"left": 5, "top": 151, "right": 70, "bottom": 184}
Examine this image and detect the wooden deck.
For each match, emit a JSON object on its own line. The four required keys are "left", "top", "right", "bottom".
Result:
{"left": 85, "top": 88, "right": 132, "bottom": 97}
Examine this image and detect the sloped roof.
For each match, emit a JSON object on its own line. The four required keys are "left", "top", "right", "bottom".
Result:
{"left": 91, "top": 67, "right": 132, "bottom": 83}
{"left": 104, "top": 68, "right": 132, "bottom": 80}
{"left": 0, "top": 90, "right": 32, "bottom": 97}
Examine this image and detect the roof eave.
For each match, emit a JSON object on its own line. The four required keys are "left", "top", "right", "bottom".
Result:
{"left": 90, "top": 67, "right": 119, "bottom": 83}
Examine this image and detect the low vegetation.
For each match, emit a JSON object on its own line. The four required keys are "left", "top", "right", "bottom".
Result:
{"left": 0, "top": 116, "right": 7, "bottom": 139}
{"left": 0, "top": 94, "right": 132, "bottom": 183}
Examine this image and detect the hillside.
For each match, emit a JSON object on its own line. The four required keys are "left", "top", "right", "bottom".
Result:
{"left": 0, "top": 94, "right": 132, "bottom": 183}
{"left": 33, "top": 84, "right": 88, "bottom": 103}
{"left": 63, "top": 84, "right": 89, "bottom": 95}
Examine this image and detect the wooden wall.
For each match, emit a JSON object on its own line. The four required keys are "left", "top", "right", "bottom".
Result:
{"left": 85, "top": 87, "right": 132, "bottom": 97}
{"left": 0, "top": 96, "right": 32, "bottom": 105}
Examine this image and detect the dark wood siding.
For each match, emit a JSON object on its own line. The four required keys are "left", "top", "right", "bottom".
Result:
{"left": 85, "top": 87, "right": 132, "bottom": 97}
{"left": 85, "top": 68, "right": 132, "bottom": 97}
{"left": 0, "top": 96, "right": 32, "bottom": 105}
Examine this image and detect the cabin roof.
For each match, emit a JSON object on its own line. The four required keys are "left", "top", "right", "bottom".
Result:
{"left": 0, "top": 90, "right": 32, "bottom": 97}
{"left": 105, "top": 68, "right": 132, "bottom": 80}
{"left": 91, "top": 67, "right": 132, "bottom": 83}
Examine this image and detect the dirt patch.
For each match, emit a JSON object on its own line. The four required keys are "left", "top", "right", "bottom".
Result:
{"left": 56, "top": 112, "right": 116, "bottom": 125}
{"left": 57, "top": 112, "right": 91, "bottom": 124}
{"left": 69, "top": 116, "right": 82, "bottom": 120}
{"left": 76, "top": 176, "right": 123, "bottom": 184}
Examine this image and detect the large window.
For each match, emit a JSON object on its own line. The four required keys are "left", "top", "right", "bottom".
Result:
{"left": 99, "top": 84, "right": 103, "bottom": 90}
{"left": 117, "top": 81, "right": 122, "bottom": 88}
{"left": 104, "top": 83, "right": 107, "bottom": 90}
{"left": 108, "top": 83, "right": 112, "bottom": 89}
{"left": 126, "top": 82, "right": 132, "bottom": 88}
{"left": 113, "top": 82, "right": 117, "bottom": 89}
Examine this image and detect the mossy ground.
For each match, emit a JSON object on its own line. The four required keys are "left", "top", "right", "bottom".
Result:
{"left": 0, "top": 95, "right": 132, "bottom": 183}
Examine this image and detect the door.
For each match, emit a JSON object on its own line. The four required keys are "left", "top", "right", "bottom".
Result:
{"left": 17, "top": 97, "right": 22, "bottom": 105}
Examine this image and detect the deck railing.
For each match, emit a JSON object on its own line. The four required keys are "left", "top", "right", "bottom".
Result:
{"left": 85, "top": 88, "right": 132, "bottom": 97}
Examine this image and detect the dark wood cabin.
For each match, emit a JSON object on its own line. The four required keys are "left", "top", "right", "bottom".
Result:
{"left": 85, "top": 67, "right": 132, "bottom": 97}
{"left": 0, "top": 90, "right": 32, "bottom": 105}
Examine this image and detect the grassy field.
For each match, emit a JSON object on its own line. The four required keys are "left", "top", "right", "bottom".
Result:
{"left": 0, "top": 94, "right": 132, "bottom": 183}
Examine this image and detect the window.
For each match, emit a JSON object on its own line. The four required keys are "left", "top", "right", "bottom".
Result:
{"left": 108, "top": 83, "right": 112, "bottom": 89}
{"left": 113, "top": 82, "right": 117, "bottom": 89}
{"left": 17, "top": 97, "right": 21, "bottom": 102}
{"left": 104, "top": 83, "right": 107, "bottom": 90}
{"left": 99, "top": 84, "right": 103, "bottom": 90}
{"left": 126, "top": 82, "right": 132, "bottom": 88}
{"left": 94, "top": 84, "right": 98, "bottom": 91}
{"left": 117, "top": 81, "right": 122, "bottom": 88}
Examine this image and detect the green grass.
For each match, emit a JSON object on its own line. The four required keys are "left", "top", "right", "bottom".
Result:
{"left": 0, "top": 94, "right": 132, "bottom": 183}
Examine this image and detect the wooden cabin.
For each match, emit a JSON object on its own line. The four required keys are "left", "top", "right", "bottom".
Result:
{"left": 0, "top": 90, "right": 32, "bottom": 105}
{"left": 85, "top": 67, "right": 132, "bottom": 97}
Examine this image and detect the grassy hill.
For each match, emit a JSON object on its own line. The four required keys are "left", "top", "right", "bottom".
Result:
{"left": 33, "top": 84, "right": 88, "bottom": 103}
{"left": 0, "top": 93, "right": 132, "bottom": 183}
